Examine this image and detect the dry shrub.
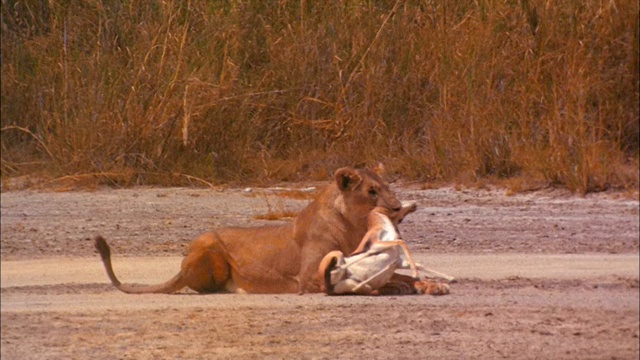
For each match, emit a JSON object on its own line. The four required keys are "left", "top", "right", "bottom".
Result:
{"left": 1, "top": 0, "right": 638, "bottom": 193}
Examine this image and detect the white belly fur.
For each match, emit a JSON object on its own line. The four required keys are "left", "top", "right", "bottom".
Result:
{"left": 344, "top": 245, "right": 401, "bottom": 288}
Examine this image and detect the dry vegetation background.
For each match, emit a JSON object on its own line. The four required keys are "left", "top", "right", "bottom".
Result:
{"left": 1, "top": 0, "right": 638, "bottom": 193}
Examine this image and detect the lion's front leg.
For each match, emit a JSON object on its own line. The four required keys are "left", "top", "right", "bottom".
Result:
{"left": 379, "top": 273, "right": 450, "bottom": 296}
{"left": 299, "top": 247, "right": 327, "bottom": 294}
{"left": 413, "top": 279, "right": 450, "bottom": 295}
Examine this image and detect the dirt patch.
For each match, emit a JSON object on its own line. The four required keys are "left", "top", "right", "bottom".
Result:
{"left": 1, "top": 186, "right": 637, "bottom": 260}
{"left": 1, "top": 186, "right": 639, "bottom": 359}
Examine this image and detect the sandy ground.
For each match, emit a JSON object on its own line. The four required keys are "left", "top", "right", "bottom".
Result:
{"left": 1, "top": 185, "right": 639, "bottom": 359}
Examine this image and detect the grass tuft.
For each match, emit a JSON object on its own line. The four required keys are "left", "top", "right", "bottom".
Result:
{"left": 252, "top": 195, "right": 300, "bottom": 221}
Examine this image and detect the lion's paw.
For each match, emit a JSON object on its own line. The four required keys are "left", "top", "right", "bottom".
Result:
{"left": 414, "top": 280, "right": 450, "bottom": 296}
{"left": 377, "top": 281, "right": 416, "bottom": 295}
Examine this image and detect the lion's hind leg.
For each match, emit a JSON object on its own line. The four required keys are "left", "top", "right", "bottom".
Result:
{"left": 180, "top": 232, "right": 232, "bottom": 293}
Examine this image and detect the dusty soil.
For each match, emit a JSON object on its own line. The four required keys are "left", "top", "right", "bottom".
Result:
{"left": 1, "top": 185, "right": 639, "bottom": 359}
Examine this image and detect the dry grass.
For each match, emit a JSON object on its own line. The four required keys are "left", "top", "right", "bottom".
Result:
{"left": 247, "top": 187, "right": 315, "bottom": 220}
{"left": 252, "top": 195, "right": 300, "bottom": 221}
{"left": 1, "top": 0, "right": 638, "bottom": 193}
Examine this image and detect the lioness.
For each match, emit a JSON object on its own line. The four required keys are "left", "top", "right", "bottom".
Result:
{"left": 95, "top": 166, "right": 403, "bottom": 294}
{"left": 319, "top": 202, "right": 452, "bottom": 296}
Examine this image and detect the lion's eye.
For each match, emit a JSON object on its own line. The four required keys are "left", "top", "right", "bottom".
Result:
{"left": 368, "top": 188, "right": 378, "bottom": 197}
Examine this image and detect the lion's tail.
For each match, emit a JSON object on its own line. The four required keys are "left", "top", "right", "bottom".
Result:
{"left": 94, "top": 236, "right": 187, "bottom": 294}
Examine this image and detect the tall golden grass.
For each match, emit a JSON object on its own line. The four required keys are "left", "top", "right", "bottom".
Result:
{"left": 1, "top": 0, "right": 638, "bottom": 193}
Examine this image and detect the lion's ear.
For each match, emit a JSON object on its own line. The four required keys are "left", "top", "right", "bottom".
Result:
{"left": 334, "top": 167, "right": 362, "bottom": 191}
{"left": 373, "top": 162, "right": 386, "bottom": 177}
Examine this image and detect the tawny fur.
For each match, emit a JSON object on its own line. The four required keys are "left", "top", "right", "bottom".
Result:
{"left": 95, "top": 166, "right": 403, "bottom": 294}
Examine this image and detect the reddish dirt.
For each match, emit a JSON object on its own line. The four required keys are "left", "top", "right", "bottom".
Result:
{"left": 1, "top": 185, "right": 638, "bottom": 359}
